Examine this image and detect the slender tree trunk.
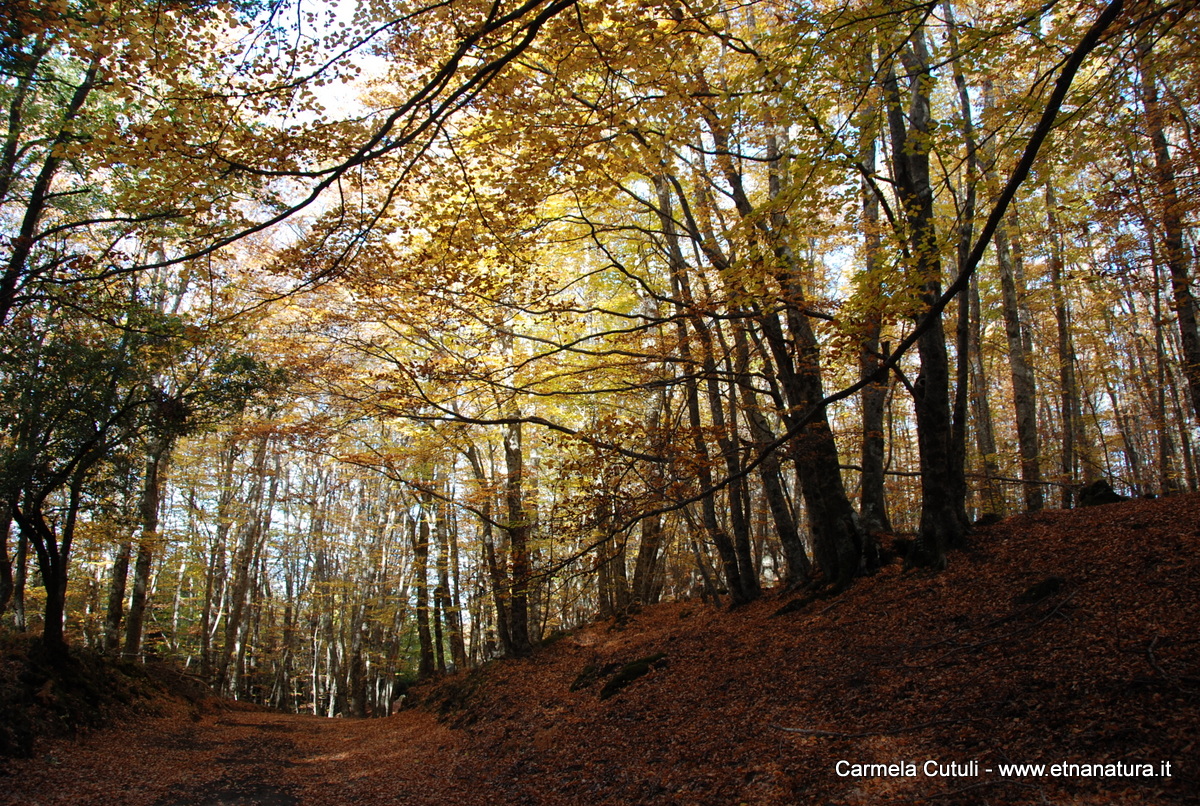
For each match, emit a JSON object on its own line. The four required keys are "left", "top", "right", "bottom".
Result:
{"left": 503, "top": 419, "right": 532, "bottom": 653}
{"left": 200, "top": 437, "right": 238, "bottom": 677}
{"left": 465, "top": 444, "right": 512, "bottom": 656}
{"left": 945, "top": 2, "right": 976, "bottom": 528}
{"left": 969, "top": 274, "right": 1004, "bottom": 514}
{"left": 124, "top": 439, "right": 172, "bottom": 659}
{"left": 631, "top": 391, "right": 668, "bottom": 602}
{"left": 103, "top": 539, "right": 132, "bottom": 653}
{"left": 443, "top": 499, "right": 467, "bottom": 668}
{"left": 981, "top": 80, "right": 1042, "bottom": 511}
{"left": 413, "top": 494, "right": 435, "bottom": 678}
{"left": 1044, "top": 181, "right": 1087, "bottom": 506}
{"left": 11, "top": 525, "right": 27, "bottom": 631}
{"left": 733, "top": 322, "right": 811, "bottom": 584}
{"left": 215, "top": 433, "right": 271, "bottom": 693}
{"left": 856, "top": 60, "right": 892, "bottom": 538}
{"left": 0, "top": 507, "right": 11, "bottom": 621}
{"left": 1139, "top": 44, "right": 1200, "bottom": 423}
{"left": 652, "top": 173, "right": 750, "bottom": 601}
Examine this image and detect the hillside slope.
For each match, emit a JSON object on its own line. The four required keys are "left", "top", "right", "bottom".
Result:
{"left": 3, "top": 494, "right": 1198, "bottom": 805}
{"left": 413, "top": 493, "right": 1199, "bottom": 805}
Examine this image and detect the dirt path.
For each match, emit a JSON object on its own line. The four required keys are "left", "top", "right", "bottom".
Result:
{"left": 3, "top": 707, "right": 485, "bottom": 806}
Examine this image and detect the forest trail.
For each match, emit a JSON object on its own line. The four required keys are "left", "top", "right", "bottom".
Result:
{"left": 5, "top": 494, "right": 1200, "bottom": 805}
{"left": 4, "top": 706, "right": 485, "bottom": 806}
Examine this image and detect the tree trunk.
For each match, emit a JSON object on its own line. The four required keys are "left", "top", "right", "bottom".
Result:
{"left": 885, "top": 36, "right": 965, "bottom": 566}
{"left": 103, "top": 539, "right": 132, "bottom": 653}
{"left": 631, "top": 392, "right": 668, "bottom": 603}
{"left": 945, "top": 1, "right": 976, "bottom": 528}
{"left": 651, "top": 173, "right": 750, "bottom": 602}
{"left": 1139, "top": 44, "right": 1200, "bottom": 423}
{"left": 0, "top": 506, "right": 14, "bottom": 622}
{"left": 733, "top": 322, "right": 811, "bottom": 585}
{"left": 855, "top": 51, "right": 893, "bottom": 539}
{"left": 503, "top": 419, "right": 533, "bottom": 653}
{"left": 968, "top": 274, "right": 1004, "bottom": 515}
{"left": 123, "top": 438, "right": 172, "bottom": 659}
{"left": 465, "top": 444, "right": 512, "bottom": 656}
{"left": 443, "top": 500, "right": 467, "bottom": 669}
{"left": 1044, "top": 180, "right": 1087, "bottom": 506}
{"left": 11, "top": 525, "right": 27, "bottom": 631}
{"left": 215, "top": 433, "right": 272, "bottom": 694}
{"left": 412, "top": 495, "right": 435, "bottom": 678}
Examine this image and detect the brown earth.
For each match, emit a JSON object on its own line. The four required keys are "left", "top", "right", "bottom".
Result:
{"left": 3, "top": 493, "right": 1199, "bottom": 805}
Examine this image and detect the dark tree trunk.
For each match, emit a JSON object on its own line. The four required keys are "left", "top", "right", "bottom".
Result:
{"left": 652, "top": 174, "right": 751, "bottom": 602}
{"left": 412, "top": 497, "right": 435, "bottom": 679}
{"left": 124, "top": 439, "right": 172, "bottom": 659}
{"left": 465, "top": 444, "right": 513, "bottom": 656}
{"left": 632, "top": 395, "right": 668, "bottom": 604}
{"left": 103, "top": 539, "right": 132, "bottom": 653}
{"left": 856, "top": 62, "right": 892, "bottom": 538}
{"left": 733, "top": 322, "right": 811, "bottom": 585}
{"left": 0, "top": 507, "right": 13, "bottom": 621}
{"left": 886, "top": 35, "right": 965, "bottom": 566}
{"left": 503, "top": 419, "right": 532, "bottom": 653}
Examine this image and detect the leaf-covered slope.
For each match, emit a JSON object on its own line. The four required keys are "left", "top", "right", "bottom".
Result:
{"left": 417, "top": 493, "right": 1200, "bottom": 805}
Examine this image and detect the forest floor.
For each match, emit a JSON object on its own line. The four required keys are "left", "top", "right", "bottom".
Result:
{"left": 3, "top": 493, "right": 1200, "bottom": 805}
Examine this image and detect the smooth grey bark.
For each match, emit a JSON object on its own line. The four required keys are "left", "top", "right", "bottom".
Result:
{"left": 945, "top": 3, "right": 976, "bottom": 527}
{"left": 968, "top": 274, "right": 1004, "bottom": 515}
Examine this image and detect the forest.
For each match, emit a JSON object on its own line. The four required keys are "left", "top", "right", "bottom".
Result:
{"left": 0, "top": 0, "right": 1198, "bottom": 726}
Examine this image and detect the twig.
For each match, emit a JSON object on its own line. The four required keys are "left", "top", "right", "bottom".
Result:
{"left": 1145, "top": 635, "right": 1171, "bottom": 680}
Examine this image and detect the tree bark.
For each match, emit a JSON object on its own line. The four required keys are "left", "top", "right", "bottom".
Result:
{"left": 885, "top": 34, "right": 965, "bottom": 566}
{"left": 1, "top": 506, "right": 15, "bottom": 623}
{"left": 503, "top": 419, "right": 532, "bottom": 653}
{"left": 124, "top": 438, "right": 173, "bottom": 659}
{"left": 413, "top": 494, "right": 435, "bottom": 678}
{"left": 1045, "top": 180, "right": 1087, "bottom": 506}
{"left": 856, "top": 53, "right": 892, "bottom": 538}
{"left": 1138, "top": 44, "right": 1200, "bottom": 423}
